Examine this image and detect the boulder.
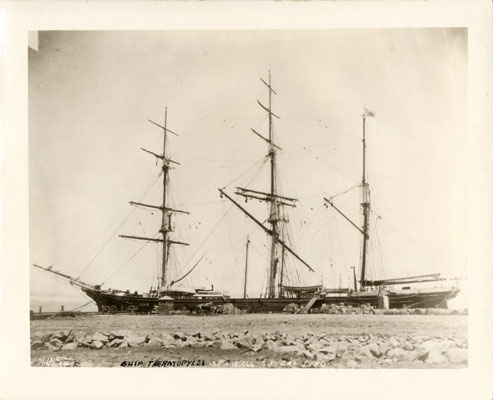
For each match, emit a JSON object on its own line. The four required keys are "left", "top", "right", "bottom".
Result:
{"left": 31, "top": 340, "right": 45, "bottom": 350}
{"left": 108, "top": 339, "right": 123, "bottom": 347}
{"left": 126, "top": 336, "right": 146, "bottom": 347}
{"left": 425, "top": 348, "right": 445, "bottom": 364}
{"left": 92, "top": 340, "right": 104, "bottom": 349}
{"left": 161, "top": 334, "right": 176, "bottom": 345}
{"left": 362, "top": 343, "right": 381, "bottom": 358}
{"left": 220, "top": 339, "right": 236, "bottom": 350}
{"left": 173, "top": 331, "right": 187, "bottom": 341}
{"left": 264, "top": 340, "right": 278, "bottom": 351}
{"left": 147, "top": 337, "right": 163, "bottom": 347}
{"left": 184, "top": 337, "right": 199, "bottom": 347}
{"left": 52, "top": 330, "right": 70, "bottom": 341}
{"left": 388, "top": 337, "right": 400, "bottom": 348}
{"left": 44, "top": 342, "right": 60, "bottom": 351}
{"left": 61, "top": 342, "right": 78, "bottom": 351}
{"left": 110, "top": 330, "right": 130, "bottom": 339}
{"left": 387, "top": 347, "right": 407, "bottom": 361}
{"left": 275, "top": 345, "right": 299, "bottom": 354}
{"left": 49, "top": 338, "right": 64, "bottom": 348}
{"left": 251, "top": 343, "right": 263, "bottom": 353}
{"left": 237, "top": 335, "right": 255, "bottom": 350}
{"left": 446, "top": 348, "right": 468, "bottom": 364}
{"left": 439, "top": 339, "right": 457, "bottom": 352}
{"left": 92, "top": 332, "right": 108, "bottom": 342}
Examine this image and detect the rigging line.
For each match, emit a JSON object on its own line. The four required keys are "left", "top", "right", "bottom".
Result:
{"left": 34, "top": 149, "right": 162, "bottom": 265}
{"left": 99, "top": 233, "right": 158, "bottom": 285}
{"left": 373, "top": 207, "right": 441, "bottom": 271}
{"left": 223, "top": 206, "right": 243, "bottom": 277}
{"left": 181, "top": 203, "right": 235, "bottom": 271}
{"left": 75, "top": 172, "right": 163, "bottom": 280}
{"left": 69, "top": 300, "right": 96, "bottom": 312}
{"left": 327, "top": 184, "right": 361, "bottom": 200}
{"left": 221, "top": 157, "right": 268, "bottom": 189}
{"left": 372, "top": 216, "right": 387, "bottom": 279}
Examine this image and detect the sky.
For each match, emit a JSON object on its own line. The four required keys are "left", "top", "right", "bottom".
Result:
{"left": 29, "top": 29, "right": 468, "bottom": 311}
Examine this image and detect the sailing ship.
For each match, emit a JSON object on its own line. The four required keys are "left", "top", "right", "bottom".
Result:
{"left": 322, "top": 109, "right": 460, "bottom": 308}
{"left": 34, "top": 72, "right": 459, "bottom": 313}
{"left": 34, "top": 108, "right": 228, "bottom": 314}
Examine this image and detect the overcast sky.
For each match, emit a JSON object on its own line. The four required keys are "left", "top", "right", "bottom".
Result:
{"left": 29, "top": 29, "right": 467, "bottom": 311}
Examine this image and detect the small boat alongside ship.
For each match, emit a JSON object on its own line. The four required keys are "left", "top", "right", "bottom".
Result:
{"left": 33, "top": 72, "right": 459, "bottom": 313}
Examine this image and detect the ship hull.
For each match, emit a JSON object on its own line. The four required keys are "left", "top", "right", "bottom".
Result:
{"left": 82, "top": 287, "right": 458, "bottom": 314}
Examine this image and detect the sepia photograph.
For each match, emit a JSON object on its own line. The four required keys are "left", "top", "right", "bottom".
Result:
{"left": 1, "top": 2, "right": 492, "bottom": 399}
{"left": 29, "top": 29, "right": 468, "bottom": 368}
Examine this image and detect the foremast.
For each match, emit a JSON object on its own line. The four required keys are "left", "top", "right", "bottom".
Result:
{"left": 120, "top": 108, "right": 189, "bottom": 294}
{"left": 220, "top": 70, "right": 314, "bottom": 298}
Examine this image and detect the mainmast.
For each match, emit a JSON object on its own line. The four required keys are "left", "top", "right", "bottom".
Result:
{"left": 266, "top": 70, "right": 280, "bottom": 299}
{"left": 120, "top": 108, "right": 189, "bottom": 294}
{"left": 220, "top": 70, "right": 314, "bottom": 298}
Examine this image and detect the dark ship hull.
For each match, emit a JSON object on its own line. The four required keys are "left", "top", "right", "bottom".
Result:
{"left": 82, "top": 286, "right": 458, "bottom": 314}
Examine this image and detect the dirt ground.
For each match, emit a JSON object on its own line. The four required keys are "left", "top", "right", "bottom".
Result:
{"left": 31, "top": 314, "right": 467, "bottom": 368}
{"left": 31, "top": 313, "right": 467, "bottom": 337}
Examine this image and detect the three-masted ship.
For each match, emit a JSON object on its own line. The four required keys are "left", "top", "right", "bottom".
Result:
{"left": 35, "top": 108, "right": 228, "bottom": 314}
{"left": 34, "top": 72, "right": 459, "bottom": 313}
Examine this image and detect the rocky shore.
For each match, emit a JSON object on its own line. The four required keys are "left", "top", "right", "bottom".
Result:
{"left": 31, "top": 328, "right": 467, "bottom": 368}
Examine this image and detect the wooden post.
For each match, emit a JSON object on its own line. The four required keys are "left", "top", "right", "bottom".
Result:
{"left": 61, "top": 305, "right": 64, "bottom": 312}
{"left": 38, "top": 306, "right": 42, "bottom": 314}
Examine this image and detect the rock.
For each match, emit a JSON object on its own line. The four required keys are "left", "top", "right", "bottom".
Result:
{"left": 61, "top": 342, "right": 78, "bottom": 351}
{"left": 264, "top": 340, "right": 279, "bottom": 351}
{"left": 92, "top": 340, "right": 104, "bottom": 349}
{"left": 49, "top": 338, "right": 64, "bottom": 348}
{"left": 307, "top": 341, "right": 325, "bottom": 352}
{"left": 439, "top": 339, "right": 457, "bottom": 352}
{"left": 184, "top": 337, "right": 199, "bottom": 347}
{"left": 317, "top": 352, "right": 336, "bottom": 362}
{"left": 237, "top": 335, "right": 255, "bottom": 350}
{"left": 147, "top": 337, "right": 163, "bottom": 347}
{"left": 297, "top": 349, "right": 316, "bottom": 359}
{"left": 425, "top": 348, "right": 445, "bottom": 364}
{"left": 173, "top": 331, "right": 187, "bottom": 341}
{"left": 319, "top": 346, "right": 337, "bottom": 356}
{"left": 251, "top": 343, "right": 263, "bottom": 353}
{"left": 31, "top": 340, "right": 45, "bottom": 350}
{"left": 52, "top": 330, "right": 70, "bottom": 341}
{"left": 362, "top": 343, "right": 381, "bottom": 358}
{"left": 420, "top": 340, "right": 442, "bottom": 353}
{"left": 387, "top": 347, "right": 407, "bottom": 361}
{"left": 126, "top": 336, "right": 146, "bottom": 347}
{"left": 381, "top": 358, "right": 394, "bottom": 366}
{"left": 388, "top": 337, "right": 400, "bottom": 348}
{"left": 161, "top": 334, "right": 175, "bottom": 345}
{"left": 110, "top": 330, "right": 130, "bottom": 339}
{"left": 446, "top": 348, "right": 468, "bottom": 364}
{"left": 119, "top": 340, "right": 129, "bottom": 348}
{"left": 275, "top": 345, "right": 299, "bottom": 354}
{"left": 44, "top": 342, "right": 60, "bottom": 351}
{"left": 378, "top": 342, "right": 390, "bottom": 356}
{"left": 402, "top": 350, "right": 422, "bottom": 362}
{"left": 109, "top": 339, "right": 123, "bottom": 347}
{"left": 92, "top": 332, "right": 108, "bottom": 342}
{"left": 220, "top": 339, "right": 236, "bottom": 350}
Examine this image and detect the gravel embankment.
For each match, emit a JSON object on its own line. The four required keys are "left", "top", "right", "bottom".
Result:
{"left": 31, "top": 314, "right": 467, "bottom": 368}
